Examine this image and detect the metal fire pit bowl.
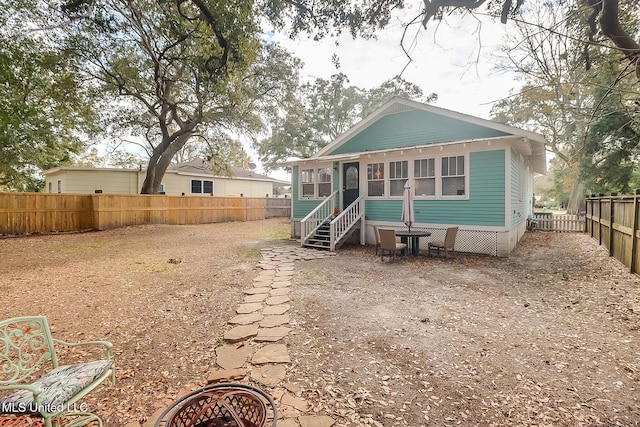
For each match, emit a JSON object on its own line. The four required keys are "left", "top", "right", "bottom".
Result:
{"left": 153, "top": 383, "right": 277, "bottom": 427}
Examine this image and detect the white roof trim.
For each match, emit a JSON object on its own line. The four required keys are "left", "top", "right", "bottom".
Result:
{"left": 313, "top": 96, "right": 547, "bottom": 158}
{"left": 290, "top": 135, "right": 546, "bottom": 175}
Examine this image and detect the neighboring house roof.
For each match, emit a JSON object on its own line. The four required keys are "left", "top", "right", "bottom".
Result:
{"left": 305, "top": 96, "right": 547, "bottom": 174}
{"left": 169, "top": 159, "right": 289, "bottom": 184}
{"left": 45, "top": 161, "right": 290, "bottom": 185}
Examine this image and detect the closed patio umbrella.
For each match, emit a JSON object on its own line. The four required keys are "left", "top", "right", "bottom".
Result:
{"left": 402, "top": 179, "right": 415, "bottom": 232}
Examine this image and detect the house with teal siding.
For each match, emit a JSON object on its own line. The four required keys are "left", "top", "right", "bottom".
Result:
{"left": 289, "top": 97, "right": 546, "bottom": 256}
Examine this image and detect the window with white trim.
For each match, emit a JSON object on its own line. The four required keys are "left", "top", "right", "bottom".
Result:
{"left": 191, "top": 179, "right": 213, "bottom": 194}
{"left": 301, "top": 169, "right": 314, "bottom": 198}
{"left": 441, "top": 155, "right": 465, "bottom": 196}
{"left": 317, "top": 167, "right": 332, "bottom": 197}
{"left": 367, "top": 162, "right": 384, "bottom": 197}
{"left": 414, "top": 158, "right": 435, "bottom": 196}
{"left": 299, "top": 167, "right": 332, "bottom": 199}
{"left": 389, "top": 160, "right": 408, "bottom": 196}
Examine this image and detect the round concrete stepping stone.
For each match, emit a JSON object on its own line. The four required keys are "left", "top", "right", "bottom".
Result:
{"left": 251, "top": 364, "right": 287, "bottom": 387}
{"left": 269, "top": 287, "right": 290, "bottom": 296}
{"left": 236, "top": 303, "right": 263, "bottom": 314}
{"left": 244, "top": 293, "right": 269, "bottom": 303}
{"left": 215, "top": 344, "right": 254, "bottom": 370}
{"left": 224, "top": 324, "right": 259, "bottom": 342}
{"left": 271, "top": 280, "right": 292, "bottom": 289}
{"left": 255, "top": 326, "right": 291, "bottom": 342}
{"left": 266, "top": 295, "right": 290, "bottom": 306}
{"left": 228, "top": 312, "right": 264, "bottom": 325}
{"left": 260, "top": 314, "right": 290, "bottom": 328}
{"left": 251, "top": 344, "right": 291, "bottom": 364}
{"left": 244, "top": 287, "right": 271, "bottom": 295}
{"left": 263, "top": 304, "right": 290, "bottom": 315}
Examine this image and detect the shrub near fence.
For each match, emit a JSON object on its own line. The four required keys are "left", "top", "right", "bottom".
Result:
{"left": 586, "top": 194, "right": 640, "bottom": 274}
{"left": 0, "top": 193, "right": 276, "bottom": 235}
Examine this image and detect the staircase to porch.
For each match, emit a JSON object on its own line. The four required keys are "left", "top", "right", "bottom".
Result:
{"left": 301, "top": 192, "right": 365, "bottom": 251}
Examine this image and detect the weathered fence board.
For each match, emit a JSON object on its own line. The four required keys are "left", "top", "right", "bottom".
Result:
{"left": 265, "top": 198, "right": 291, "bottom": 218}
{"left": 586, "top": 195, "right": 640, "bottom": 274}
{"left": 0, "top": 193, "right": 280, "bottom": 235}
{"left": 530, "top": 213, "right": 585, "bottom": 232}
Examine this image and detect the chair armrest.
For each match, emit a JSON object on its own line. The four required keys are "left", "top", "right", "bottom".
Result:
{"left": 52, "top": 338, "right": 113, "bottom": 359}
{"left": 0, "top": 384, "right": 41, "bottom": 395}
{"left": 0, "top": 384, "right": 45, "bottom": 408}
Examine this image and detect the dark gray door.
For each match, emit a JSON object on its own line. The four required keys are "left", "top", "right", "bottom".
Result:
{"left": 342, "top": 162, "right": 359, "bottom": 209}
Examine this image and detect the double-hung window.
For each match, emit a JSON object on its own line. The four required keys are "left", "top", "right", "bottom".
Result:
{"left": 389, "top": 160, "right": 408, "bottom": 196}
{"left": 414, "top": 158, "right": 435, "bottom": 196}
{"left": 300, "top": 167, "right": 332, "bottom": 198}
{"left": 301, "top": 169, "right": 315, "bottom": 198}
{"left": 317, "top": 167, "right": 332, "bottom": 197}
{"left": 442, "top": 155, "right": 465, "bottom": 196}
{"left": 367, "top": 163, "right": 384, "bottom": 197}
{"left": 191, "top": 179, "right": 213, "bottom": 194}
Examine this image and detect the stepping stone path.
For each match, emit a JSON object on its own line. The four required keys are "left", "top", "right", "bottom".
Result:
{"left": 210, "top": 246, "right": 336, "bottom": 427}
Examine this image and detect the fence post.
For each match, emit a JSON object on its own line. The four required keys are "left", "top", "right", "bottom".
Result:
{"left": 609, "top": 195, "right": 615, "bottom": 257}
{"left": 631, "top": 190, "right": 640, "bottom": 274}
{"left": 598, "top": 198, "right": 602, "bottom": 246}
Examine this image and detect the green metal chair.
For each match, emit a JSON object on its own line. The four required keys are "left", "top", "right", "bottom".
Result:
{"left": 0, "top": 316, "right": 114, "bottom": 427}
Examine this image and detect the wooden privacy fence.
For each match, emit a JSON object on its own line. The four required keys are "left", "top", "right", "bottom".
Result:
{"left": 530, "top": 213, "right": 585, "bottom": 232}
{"left": 0, "top": 193, "right": 288, "bottom": 235}
{"left": 586, "top": 194, "right": 640, "bottom": 274}
{"left": 265, "top": 197, "right": 291, "bottom": 218}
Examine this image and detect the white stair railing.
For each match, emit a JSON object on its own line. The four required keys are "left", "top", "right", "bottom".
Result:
{"left": 300, "top": 191, "right": 337, "bottom": 246}
{"left": 329, "top": 195, "right": 365, "bottom": 251}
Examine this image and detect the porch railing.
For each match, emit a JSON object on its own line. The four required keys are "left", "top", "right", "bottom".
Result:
{"left": 329, "top": 195, "right": 365, "bottom": 251}
{"left": 300, "top": 191, "right": 337, "bottom": 247}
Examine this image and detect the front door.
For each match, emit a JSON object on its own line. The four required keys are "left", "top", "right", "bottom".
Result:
{"left": 342, "top": 162, "right": 360, "bottom": 209}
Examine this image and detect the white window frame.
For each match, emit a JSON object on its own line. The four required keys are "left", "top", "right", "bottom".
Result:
{"left": 413, "top": 158, "right": 436, "bottom": 198}
{"left": 191, "top": 179, "right": 213, "bottom": 195}
{"left": 366, "top": 162, "right": 385, "bottom": 197}
{"left": 441, "top": 155, "right": 466, "bottom": 198}
{"left": 389, "top": 160, "right": 408, "bottom": 197}
{"left": 363, "top": 153, "right": 468, "bottom": 200}
{"left": 298, "top": 166, "right": 333, "bottom": 199}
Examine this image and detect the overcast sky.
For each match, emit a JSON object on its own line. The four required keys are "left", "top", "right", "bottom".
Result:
{"left": 274, "top": 13, "right": 516, "bottom": 118}
{"left": 257, "top": 12, "right": 520, "bottom": 179}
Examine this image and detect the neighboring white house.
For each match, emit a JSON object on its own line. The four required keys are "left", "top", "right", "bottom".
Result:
{"left": 43, "top": 159, "right": 290, "bottom": 197}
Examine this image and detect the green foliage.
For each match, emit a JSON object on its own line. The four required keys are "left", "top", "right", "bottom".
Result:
{"left": 490, "top": 2, "right": 640, "bottom": 204}
{"left": 0, "top": 36, "right": 93, "bottom": 191}
{"left": 255, "top": 73, "right": 433, "bottom": 171}
{"left": 60, "top": 0, "right": 300, "bottom": 193}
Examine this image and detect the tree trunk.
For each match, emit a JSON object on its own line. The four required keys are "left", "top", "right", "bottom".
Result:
{"left": 140, "top": 133, "right": 193, "bottom": 194}
{"left": 566, "top": 181, "right": 585, "bottom": 215}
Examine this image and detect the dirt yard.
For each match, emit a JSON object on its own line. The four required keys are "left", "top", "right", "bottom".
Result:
{"left": 1, "top": 220, "right": 639, "bottom": 426}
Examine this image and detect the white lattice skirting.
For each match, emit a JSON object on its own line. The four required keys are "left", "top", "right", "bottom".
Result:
{"left": 410, "top": 227, "right": 499, "bottom": 256}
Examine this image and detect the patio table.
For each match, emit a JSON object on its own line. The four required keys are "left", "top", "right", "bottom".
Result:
{"left": 395, "top": 230, "right": 431, "bottom": 256}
